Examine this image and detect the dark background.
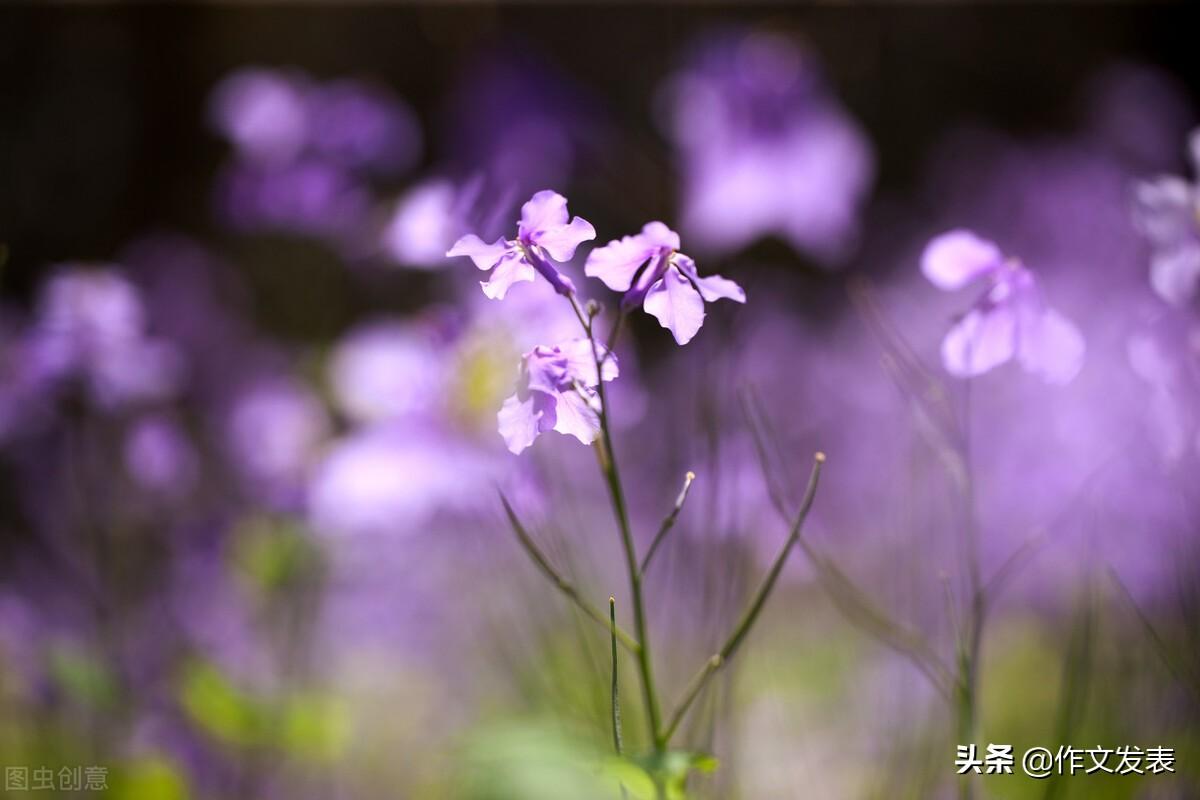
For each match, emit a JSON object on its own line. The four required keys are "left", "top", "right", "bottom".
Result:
{"left": 1, "top": 4, "right": 1197, "bottom": 320}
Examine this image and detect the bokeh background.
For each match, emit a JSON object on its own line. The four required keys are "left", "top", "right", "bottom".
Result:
{"left": 1, "top": 4, "right": 1200, "bottom": 799}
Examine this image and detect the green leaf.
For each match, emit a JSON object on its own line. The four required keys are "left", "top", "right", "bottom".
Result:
{"left": 231, "top": 515, "right": 322, "bottom": 594}
{"left": 108, "top": 757, "right": 189, "bottom": 800}
{"left": 636, "top": 749, "right": 719, "bottom": 799}
{"left": 178, "top": 660, "right": 266, "bottom": 747}
{"left": 48, "top": 643, "right": 117, "bottom": 709}
{"left": 281, "top": 692, "right": 350, "bottom": 762}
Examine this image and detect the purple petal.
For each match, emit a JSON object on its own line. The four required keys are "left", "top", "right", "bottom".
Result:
{"left": 518, "top": 190, "right": 570, "bottom": 239}
{"left": 921, "top": 230, "right": 1004, "bottom": 291}
{"left": 447, "top": 234, "right": 510, "bottom": 271}
{"left": 557, "top": 338, "right": 619, "bottom": 386}
{"left": 1149, "top": 245, "right": 1200, "bottom": 306}
{"left": 643, "top": 265, "right": 706, "bottom": 346}
{"left": 639, "top": 221, "right": 681, "bottom": 250}
{"left": 1132, "top": 177, "right": 1195, "bottom": 247}
{"left": 497, "top": 392, "right": 542, "bottom": 454}
{"left": 536, "top": 217, "right": 596, "bottom": 263}
{"left": 674, "top": 254, "right": 746, "bottom": 303}
{"left": 940, "top": 305, "right": 1017, "bottom": 378}
{"left": 480, "top": 252, "right": 537, "bottom": 300}
{"left": 584, "top": 235, "right": 655, "bottom": 292}
{"left": 1017, "top": 307, "right": 1085, "bottom": 385}
{"left": 550, "top": 390, "right": 601, "bottom": 445}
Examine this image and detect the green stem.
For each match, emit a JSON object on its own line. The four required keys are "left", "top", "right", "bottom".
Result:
{"left": 499, "top": 492, "right": 641, "bottom": 654}
{"left": 640, "top": 471, "right": 696, "bottom": 577}
{"left": 571, "top": 294, "right": 666, "bottom": 751}
{"left": 662, "top": 452, "right": 825, "bottom": 743}
{"left": 610, "top": 596, "right": 624, "bottom": 755}
{"left": 596, "top": 389, "right": 666, "bottom": 750}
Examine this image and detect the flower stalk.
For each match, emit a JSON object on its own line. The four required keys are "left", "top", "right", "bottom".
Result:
{"left": 662, "top": 452, "right": 824, "bottom": 742}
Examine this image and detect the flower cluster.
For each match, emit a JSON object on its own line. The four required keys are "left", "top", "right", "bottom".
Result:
{"left": 586, "top": 221, "right": 745, "bottom": 345}
{"left": 447, "top": 190, "right": 594, "bottom": 299}
{"left": 448, "top": 191, "right": 747, "bottom": 451}
{"left": 922, "top": 230, "right": 1085, "bottom": 384}
{"left": 1132, "top": 128, "right": 1200, "bottom": 306}
{"left": 497, "top": 340, "right": 618, "bottom": 454}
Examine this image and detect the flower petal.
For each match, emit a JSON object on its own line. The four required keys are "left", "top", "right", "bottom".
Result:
{"left": 497, "top": 392, "right": 542, "bottom": 454}
{"left": 551, "top": 390, "right": 601, "bottom": 445}
{"left": 643, "top": 265, "right": 706, "bottom": 346}
{"left": 1018, "top": 307, "right": 1085, "bottom": 385}
{"left": 1149, "top": 245, "right": 1200, "bottom": 306}
{"left": 639, "top": 221, "right": 681, "bottom": 250}
{"left": 518, "top": 190, "right": 570, "bottom": 239}
{"left": 536, "top": 217, "right": 596, "bottom": 263}
{"left": 585, "top": 234, "right": 655, "bottom": 292}
{"left": 921, "top": 230, "right": 1004, "bottom": 291}
{"left": 557, "top": 338, "right": 619, "bottom": 386}
{"left": 674, "top": 254, "right": 746, "bottom": 303}
{"left": 480, "top": 252, "right": 536, "bottom": 300}
{"left": 1132, "top": 177, "right": 1195, "bottom": 247}
{"left": 940, "top": 305, "right": 1017, "bottom": 378}
{"left": 446, "top": 234, "right": 509, "bottom": 271}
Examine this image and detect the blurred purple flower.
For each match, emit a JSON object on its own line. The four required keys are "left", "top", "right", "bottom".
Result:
{"left": 308, "top": 425, "right": 493, "bottom": 537}
{"left": 224, "top": 377, "right": 329, "bottom": 502}
{"left": 922, "top": 230, "right": 1085, "bottom": 384}
{"left": 305, "top": 79, "right": 422, "bottom": 174}
{"left": 30, "top": 267, "right": 184, "bottom": 408}
{"left": 210, "top": 67, "right": 420, "bottom": 174}
{"left": 209, "top": 68, "right": 309, "bottom": 165}
{"left": 1132, "top": 128, "right": 1200, "bottom": 306}
{"left": 216, "top": 160, "right": 370, "bottom": 240}
{"left": 661, "top": 30, "right": 874, "bottom": 263}
{"left": 446, "top": 190, "right": 594, "bottom": 299}
{"left": 440, "top": 49, "right": 603, "bottom": 197}
{"left": 498, "top": 339, "right": 617, "bottom": 454}
{"left": 382, "top": 179, "right": 466, "bottom": 268}
{"left": 586, "top": 221, "right": 745, "bottom": 345}
{"left": 1128, "top": 327, "right": 1200, "bottom": 463}
{"left": 124, "top": 414, "right": 198, "bottom": 495}
{"left": 328, "top": 318, "right": 445, "bottom": 425}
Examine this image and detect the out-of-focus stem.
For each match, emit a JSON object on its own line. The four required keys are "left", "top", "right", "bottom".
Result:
{"left": 499, "top": 492, "right": 640, "bottom": 654}
{"left": 662, "top": 453, "right": 824, "bottom": 743}
{"left": 957, "top": 390, "right": 983, "bottom": 800}
{"left": 741, "top": 390, "right": 954, "bottom": 698}
{"left": 640, "top": 471, "right": 696, "bottom": 577}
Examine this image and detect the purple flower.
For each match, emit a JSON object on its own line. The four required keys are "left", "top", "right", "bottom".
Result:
{"left": 328, "top": 319, "right": 445, "bottom": 425}
{"left": 922, "top": 230, "right": 1085, "bottom": 384}
{"left": 30, "top": 267, "right": 184, "bottom": 408}
{"left": 585, "top": 221, "right": 745, "bottom": 345}
{"left": 446, "top": 190, "right": 595, "bottom": 299}
{"left": 224, "top": 377, "right": 330, "bottom": 502}
{"left": 661, "top": 30, "right": 874, "bottom": 263}
{"left": 123, "top": 415, "right": 198, "bottom": 495}
{"left": 305, "top": 79, "right": 422, "bottom": 174}
{"left": 209, "top": 68, "right": 309, "bottom": 165}
{"left": 497, "top": 339, "right": 617, "bottom": 454}
{"left": 1132, "top": 128, "right": 1200, "bottom": 306}
{"left": 308, "top": 424, "right": 494, "bottom": 537}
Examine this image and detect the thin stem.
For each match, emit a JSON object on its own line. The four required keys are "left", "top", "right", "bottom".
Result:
{"left": 640, "top": 471, "right": 696, "bottom": 577}
{"left": 662, "top": 453, "right": 825, "bottom": 743}
{"left": 499, "top": 491, "right": 641, "bottom": 654}
{"left": 741, "top": 392, "right": 954, "bottom": 698}
{"left": 570, "top": 293, "right": 666, "bottom": 751}
{"left": 610, "top": 596, "right": 624, "bottom": 756}
{"left": 957, "top": 384, "right": 983, "bottom": 800}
